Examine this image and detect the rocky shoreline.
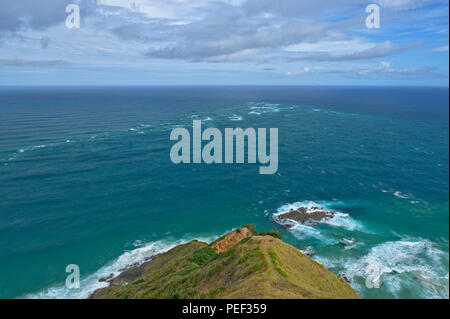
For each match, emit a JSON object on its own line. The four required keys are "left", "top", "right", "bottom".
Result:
{"left": 275, "top": 205, "right": 335, "bottom": 229}
{"left": 90, "top": 228, "right": 253, "bottom": 298}
{"left": 90, "top": 253, "right": 162, "bottom": 299}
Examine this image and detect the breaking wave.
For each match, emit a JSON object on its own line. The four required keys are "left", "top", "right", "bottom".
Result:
{"left": 27, "top": 234, "right": 218, "bottom": 299}
{"left": 315, "top": 238, "right": 449, "bottom": 299}
{"left": 274, "top": 200, "right": 365, "bottom": 233}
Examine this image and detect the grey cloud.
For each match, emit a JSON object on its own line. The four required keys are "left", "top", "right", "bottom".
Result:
{"left": 284, "top": 42, "right": 415, "bottom": 62}
{"left": 0, "top": 0, "right": 95, "bottom": 35}
{"left": 40, "top": 37, "right": 50, "bottom": 49}
{"left": 113, "top": 24, "right": 146, "bottom": 41}
{"left": 0, "top": 59, "right": 71, "bottom": 67}
{"left": 118, "top": 1, "right": 419, "bottom": 63}
{"left": 2, "top": 0, "right": 444, "bottom": 67}
{"left": 144, "top": 12, "right": 331, "bottom": 62}
{"left": 244, "top": 0, "right": 446, "bottom": 15}
{"left": 286, "top": 63, "right": 447, "bottom": 79}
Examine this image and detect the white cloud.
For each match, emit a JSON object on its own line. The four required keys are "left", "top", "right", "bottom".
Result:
{"left": 284, "top": 39, "right": 376, "bottom": 55}
{"left": 283, "top": 41, "right": 413, "bottom": 62}
{"left": 376, "top": 0, "right": 437, "bottom": 10}
{"left": 97, "top": 0, "right": 245, "bottom": 20}
{"left": 286, "top": 66, "right": 311, "bottom": 76}
{"left": 285, "top": 61, "right": 443, "bottom": 79}
{"left": 0, "top": 0, "right": 447, "bottom": 86}
{"left": 432, "top": 45, "right": 449, "bottom": 51}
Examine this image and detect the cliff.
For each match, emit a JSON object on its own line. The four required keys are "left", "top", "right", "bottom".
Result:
{"left": 91, "top": 226, "right": 360, "bottom": 299}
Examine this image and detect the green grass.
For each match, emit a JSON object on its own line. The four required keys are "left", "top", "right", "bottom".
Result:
{"left": 93, "top": 228, "right": 360, "bottom": 299}
{"left": 189, "top": 247, "right": 218, "bottom": 266}
{"left": 132, "top": 278, "right": 145, "bottom": 285}
{"left": 259, "top": 231, "right": 282, "bottom": 240}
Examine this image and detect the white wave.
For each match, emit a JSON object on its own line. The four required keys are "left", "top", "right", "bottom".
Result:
{"left": 31, "top": 145, "right": 47, "bottom": 150}
{"left": 339, "top": 238, "right": 362, "bottom": 251}
{"left": 275, "top": 201, "right": 331, "bottom": 216}
{"left": 4, "top": 122, "right": 156, "bottom": 162}
{"left": 300, "top": 246, "right": 316, "bottom": 257}
{"left": 393, "top": 191, "right": 410, "bottom": 199}
{"left": 229, "top": 114, "right": 243, "bottom": 121}
{"left": 289, "top": 223, "right": 336, "bottom": 244}
{"left": 6, "top": 144, "right": 51, "bottom": 161}
{"left": 381, "top": 188, "right": 426, "bottom": 204}
{"left": 248, "top": 102, "right": 281, "bottom": 114}
{"left": 129, "top": 124, "right": 152, "bottom": 134}
{"left": 323, "top": 239, "right": 449, "bottom": 299}
{"left": 27, "top": 234, "right": 217, "bottom": 299}
{"left": 326, "top": 212, "right": 364, "bottom": 231}
{"left": 274, "top": 200, "right": 364, "bottom": 232}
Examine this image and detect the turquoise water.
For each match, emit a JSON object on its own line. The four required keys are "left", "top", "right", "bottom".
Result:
{"left": 0, "top": 86, "right": 448, "bottom": 299}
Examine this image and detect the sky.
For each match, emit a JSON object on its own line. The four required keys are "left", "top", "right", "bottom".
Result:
{"left": 0, "top": 0, "right": 448, "bottom": 86}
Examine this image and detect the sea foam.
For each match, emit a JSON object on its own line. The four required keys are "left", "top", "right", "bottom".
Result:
{"left": 316, "top": 238, "right": 449, "bottom": 299}
{"left": 274, "top": 200, "right": 365, "bottom": 233}
{"left": 27, "top": 234, "right": 218, "bottom": 299}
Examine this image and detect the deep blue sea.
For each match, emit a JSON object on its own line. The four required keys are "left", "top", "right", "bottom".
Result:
{"left": 0, "top": 86, "right": 448, "bottom": 299}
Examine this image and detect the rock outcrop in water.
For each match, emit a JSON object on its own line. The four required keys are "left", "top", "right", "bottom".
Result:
{"left": 91, "top": 225, "right": 360, "bottom": 299}
{"left": 275, "top": 205, "right": 335, "bottom": 229}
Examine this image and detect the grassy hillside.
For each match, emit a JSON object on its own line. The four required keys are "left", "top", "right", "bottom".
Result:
{"left": 92, "top": 227, "right": 360, "bottom": 299}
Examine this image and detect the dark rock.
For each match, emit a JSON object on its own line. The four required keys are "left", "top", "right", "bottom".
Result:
{"left": 281, "top": 223, "right": 293, "bottom": 230}
{"left": 339, "top": 273, "right": 351, "bottom": 284}
{"left": 98, "top": 273, "right": 114, "bottom": 282}
{"left": 301, "top": 246, "right": 316, "bottom": 257}
{"left": 339, "top": 238, "right": 355, "bottom": 246}
{"left": 277, "top": 207, "right": 334, "bottom": 224}
{"left": 110, "top": 264, "right": 147, "bottom": 286}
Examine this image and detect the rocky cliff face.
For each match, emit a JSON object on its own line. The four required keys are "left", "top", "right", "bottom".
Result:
{"left": 91, "top": 226, "right": 360, "bottom": 299}
{"left": 211, "top": 227, "right": 253, "bottom": 253}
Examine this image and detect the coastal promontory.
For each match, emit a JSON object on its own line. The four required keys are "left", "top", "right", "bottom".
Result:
{"left": 91, "top": 226, "right": 360, "bottom": 299}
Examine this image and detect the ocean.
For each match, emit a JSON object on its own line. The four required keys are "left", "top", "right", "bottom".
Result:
{"left": 0, "top": 86, "right": 448, "bottom": 299}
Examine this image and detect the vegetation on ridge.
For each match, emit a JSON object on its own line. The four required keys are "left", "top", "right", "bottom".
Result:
{"left": 91, "top": 226, "right": 360, "bottom": 299}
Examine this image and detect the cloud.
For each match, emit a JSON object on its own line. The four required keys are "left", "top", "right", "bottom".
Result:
{"left": 0, "top": 59, "right": 71, "bottom": 67}
{"left": 285, "top": 61, "right": 446, "bottom": 79}
{"left": 0, "top": 0, "right": 96, "bottom": 36}
{"left": 112, "top": 1, "right": 426, "bottom": 64}
{"left": 286, "top": 67, "right": 311, "bottom": 76}
{"left": 432, "top": 44, "right": 449, "bottom": 51}
{"left": 0, "top": 1, "right": 70, "bottom": 34}
{"left": 376, "top": 0, "right": 445, "bottom": 11}
{"left": 1, "top": 0, "right": 435, "bottom": 64}
{"left": 285, "top": 40, "right": 375, "bottom": 55}
{"left": 144, "top": 15, "right": 331, "bottom": 62}
{"left": 284, "top": 41, "right": 414, "bottom": 62}
{"left": 40, "top": 37, "right": 50, "bottom": 49}
{"left": 0, "top": 0, "right": 448, "bottom": 85}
